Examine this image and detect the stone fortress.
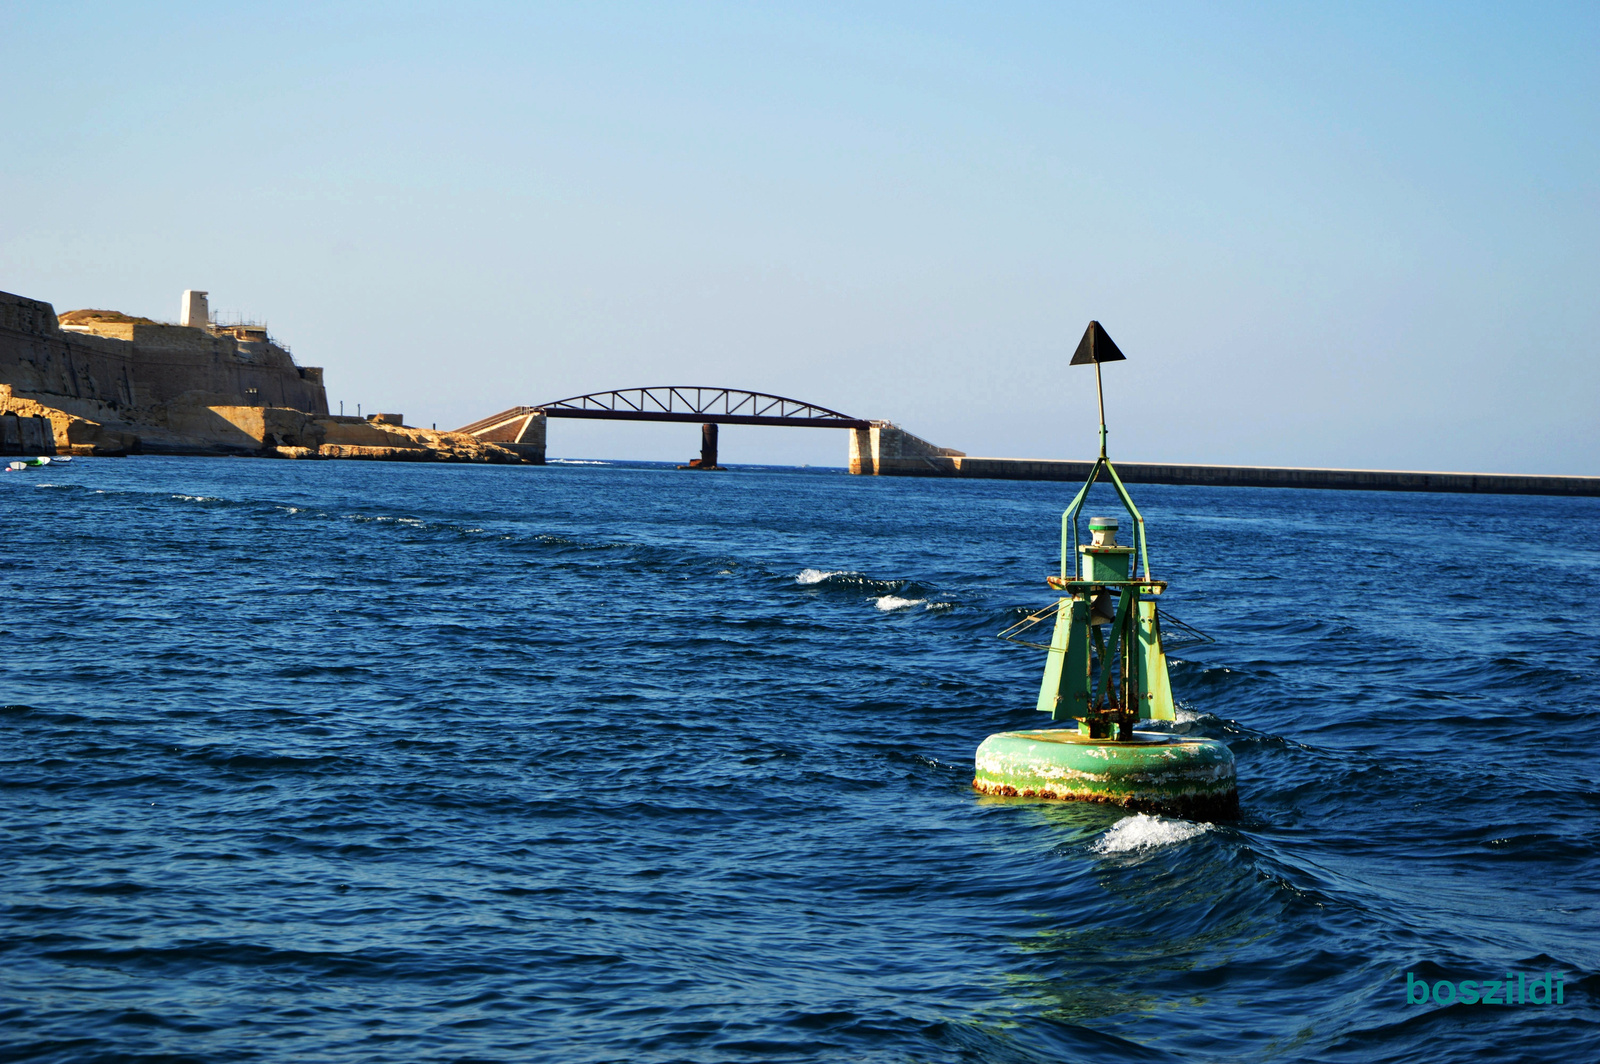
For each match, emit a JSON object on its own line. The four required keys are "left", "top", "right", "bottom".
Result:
{"left": 0, "top": 287, "right": 523, "bottom": 462}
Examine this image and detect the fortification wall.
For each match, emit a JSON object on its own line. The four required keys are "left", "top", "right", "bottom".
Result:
{"left": 0, "top": 290, "right": 328, "bottom": 414}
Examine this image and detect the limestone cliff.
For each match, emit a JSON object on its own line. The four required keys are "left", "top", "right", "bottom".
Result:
{"left": 0, "top": 288, "right": 522, "bottom": 463}
{"left": 0, "top": 384, "right": 139, "bottom": 455}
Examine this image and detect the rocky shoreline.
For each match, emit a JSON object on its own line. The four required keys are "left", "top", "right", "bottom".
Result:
{"left": 0, "top": 384, "right": 523, "bottom": 463}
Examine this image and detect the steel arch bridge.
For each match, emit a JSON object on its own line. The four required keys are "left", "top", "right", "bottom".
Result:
{"left": 455, "top": 387, "right": 873, "bottom": 468}
{"left": 456, "top": 387, "right": 870, "bottom": 434}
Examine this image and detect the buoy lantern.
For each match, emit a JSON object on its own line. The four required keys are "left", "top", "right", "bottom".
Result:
{"left": 977, "top": 321, "right": 1238, "bottom": 820}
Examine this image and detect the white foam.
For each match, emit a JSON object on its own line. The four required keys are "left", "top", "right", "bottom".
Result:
{"left": 1175, "top": 705, "right": 1201, "bottom": 724}
{"left": 549, "top": 458, "right": 608, "bottom": 465}
{"left": 875, "top": 594, "right": 925, "bottom": 611}
{"left": 1092, "top": 813, "right": 1210, "bottom": 854}
{"left": 796, "top": 568, "right": 848, "bottom": 585}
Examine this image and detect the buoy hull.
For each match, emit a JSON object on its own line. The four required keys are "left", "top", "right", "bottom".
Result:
{"left": 974, "top": 729, "right": 1237, "bottom": 820}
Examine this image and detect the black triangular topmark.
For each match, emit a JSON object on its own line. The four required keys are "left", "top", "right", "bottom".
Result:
{"left": 1070, "top": 320, "right": 1127, "bottom": 365}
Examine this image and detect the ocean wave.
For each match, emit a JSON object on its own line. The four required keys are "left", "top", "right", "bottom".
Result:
{"left": 1093, "top": 813, "right": 1211, "bottom": 854}
{"left": 792, "top": 568, "right": 927, "bottom": 599}
{"left": 874, "top": 595, "right": 925, "bottom": 611}
{"left": 796, "top": 568, "right": 850, "bottom": 584}
{"left": 793, "top": 568, "right": 955, "bottom": 612}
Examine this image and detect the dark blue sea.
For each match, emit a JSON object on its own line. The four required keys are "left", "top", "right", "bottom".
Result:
{"left": 3, "top": 457, "right": 1597, "bottom": 1063}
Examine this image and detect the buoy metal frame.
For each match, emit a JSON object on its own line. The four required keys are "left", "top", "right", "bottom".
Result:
{"left": 977, "top": 321, "right": 1238, "bottom": 818}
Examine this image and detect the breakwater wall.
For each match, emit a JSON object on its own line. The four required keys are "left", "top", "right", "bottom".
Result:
{"left": 856, "top": 450, "right": 1600, "bottom": 497}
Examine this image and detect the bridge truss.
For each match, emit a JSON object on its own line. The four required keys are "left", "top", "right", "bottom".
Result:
{"left": 539, "top": 387, "right": 869, "bottom": 428}
{"left": 457, "top": 387, "right": 870, "bottom": 435}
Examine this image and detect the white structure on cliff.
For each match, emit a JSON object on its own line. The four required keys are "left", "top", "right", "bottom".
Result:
{"left": 180, "top": 289, "right": 209, "bottom": 328}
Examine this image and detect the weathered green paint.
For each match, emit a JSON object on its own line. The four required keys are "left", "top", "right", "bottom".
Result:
{"left": 1136, "top": 600, "right": 1175, "bottom": 721}
{"left": 1081, "top": 544, "right": 1134, "bottom": 583}
{"left": 1097, "top": 584, "right": 1135, "bottom": 708}
{"left": 974, "top": 729, "right": 1236, "bottom": 819}
{"left": 1035, "top": 596, "right": 1090, "bottom": 718}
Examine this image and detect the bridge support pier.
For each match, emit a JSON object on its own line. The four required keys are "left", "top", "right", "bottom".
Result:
{"left": 700, "top": 422, "right": 718, "bottom": 468}
{"left": 681, "top": 422, "right": 720, "bottom": 469}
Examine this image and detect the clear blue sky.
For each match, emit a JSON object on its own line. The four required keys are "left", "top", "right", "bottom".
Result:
{"left": 4, "top": 2, "right": 1596, "bottom": 471}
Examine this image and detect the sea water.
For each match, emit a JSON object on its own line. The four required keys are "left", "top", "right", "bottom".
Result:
{"left": 2, "top": 458, "right": 1596, "bottom": 1062}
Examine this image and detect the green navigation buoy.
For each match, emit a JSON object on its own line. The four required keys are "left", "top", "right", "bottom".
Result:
{"left": 976, "top": 321, "right": 1238, "bottom": 819}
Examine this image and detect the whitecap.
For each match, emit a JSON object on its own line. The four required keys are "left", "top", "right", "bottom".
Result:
{"left": 549, "top": 458, "right": 608, "bottom": 465}
{"left": 875, "top": 594, "right": 925, "bottom": 611}
{"left": 1092, "top": 813, "right": 1210, "bottom": 854}
{"left": 796, "top": 568, "right": 847, "bottom": 585}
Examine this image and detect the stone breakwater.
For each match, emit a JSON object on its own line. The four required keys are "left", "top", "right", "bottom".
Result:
{"left": 847, "top": 423, "right": 1600, "bottom": 498}
{"left": 0, "top": 289, "right": 526, "bottom": 463}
